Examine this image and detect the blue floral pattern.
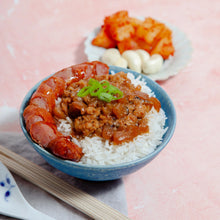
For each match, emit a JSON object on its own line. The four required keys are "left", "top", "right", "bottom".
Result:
{"left": 0, "top": 175, "right": 15, "bottom": 201}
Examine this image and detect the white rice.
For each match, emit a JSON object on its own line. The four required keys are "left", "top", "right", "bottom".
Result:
{"left": 57, "top": 72, "right": 167, "bottom": 165}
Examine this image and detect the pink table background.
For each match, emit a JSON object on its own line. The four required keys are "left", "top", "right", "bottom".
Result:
{"left": 0, "top": 0, "right": 220, "bottom": 219}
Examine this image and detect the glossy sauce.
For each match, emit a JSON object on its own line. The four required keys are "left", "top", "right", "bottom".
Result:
{"left": 54, "top": 71, "right": 161, "bottom": 145}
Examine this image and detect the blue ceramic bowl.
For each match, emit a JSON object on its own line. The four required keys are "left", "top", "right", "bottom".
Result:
{"left": 20, "top": 66, "right": 176, "bottom": 181}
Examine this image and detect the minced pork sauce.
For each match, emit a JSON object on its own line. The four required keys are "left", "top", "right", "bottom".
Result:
{"left": 53, "top": 72, "right": 161, "bottom": 145}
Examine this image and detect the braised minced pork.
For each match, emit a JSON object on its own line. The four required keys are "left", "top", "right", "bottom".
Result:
{"left": 53, "top": 72, "right": 161, "bottom": 145}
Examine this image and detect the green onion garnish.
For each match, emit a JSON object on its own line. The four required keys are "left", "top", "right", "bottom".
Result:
{"left": 77, "top": 78, "right": 123, "bottom": 102}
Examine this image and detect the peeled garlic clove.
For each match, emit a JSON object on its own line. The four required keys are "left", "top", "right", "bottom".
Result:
{"left": 122, "top": 50, "right": 142, "bottom": 73}
{"left": 101, "top": 48, "right": 121, "bottom": 65}
{"left": 142, "top": 54, "right": 163, "bottom": 75}
{"left": 135, "top": 49, "right": 150, "bottom": 64}
{"left": 114, "top": 57, "right": 128, "bottom": 68}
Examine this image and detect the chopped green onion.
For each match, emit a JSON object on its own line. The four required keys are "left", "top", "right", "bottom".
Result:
{"left": 112, "top": 89, "right": 123, "bottom": 99}
{"left": 100, "top": 80, "right": 110, "bottom": 87}
{"left": 77, "top": 86, "right": 91, "bottom": 97}
{"left": 90, "top": 84, "right": 103, "bottom": 96}
{"left": 88, "top": 78, "right": 98, "bottom": 86}
{"left": 98, "top": 93, "right": 114, "bottom": 102}
{"left": 77, "top": 78, "right": 123, "bottom": 102}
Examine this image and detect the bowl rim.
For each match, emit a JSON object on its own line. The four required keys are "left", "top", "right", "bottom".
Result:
{"left": 20, "top": 66, "right": 176, "bottom": 169}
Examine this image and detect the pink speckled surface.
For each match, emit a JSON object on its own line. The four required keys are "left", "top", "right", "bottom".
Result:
{"left": 0, "top": 0, "right": 220, "bottom": 219}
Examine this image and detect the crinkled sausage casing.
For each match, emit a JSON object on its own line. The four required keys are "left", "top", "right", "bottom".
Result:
{"left": 23, "top": 61, "right": 109, "bottom": 161}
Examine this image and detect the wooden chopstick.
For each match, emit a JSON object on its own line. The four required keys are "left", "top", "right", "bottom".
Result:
{"left": 0, "top": 145, "right": 130, "bottom": 220}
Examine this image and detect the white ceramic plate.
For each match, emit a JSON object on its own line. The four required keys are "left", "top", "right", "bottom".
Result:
{"left": 84, "top": 20, "right": 192, "bottom": 81}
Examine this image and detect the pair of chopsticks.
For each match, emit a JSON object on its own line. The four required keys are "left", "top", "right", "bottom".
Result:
{"left": 0, "top": 145, "right": 130, "bottom": 220}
